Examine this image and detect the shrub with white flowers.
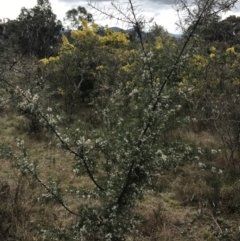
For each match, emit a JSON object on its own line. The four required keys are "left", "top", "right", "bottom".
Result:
{"left": 0, "top": 0, "right": 238, "bottom": 240}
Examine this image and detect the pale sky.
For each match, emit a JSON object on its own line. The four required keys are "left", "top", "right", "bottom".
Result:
{"left": 1, "top": 0, "right": 240, "bottom": 34}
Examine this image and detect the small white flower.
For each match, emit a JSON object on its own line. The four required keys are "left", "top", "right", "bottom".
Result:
{"left": 195, "top": 156, "right": 200, "bottom": 161}
{"left": 211, "top": 149, "right": 217, "bottom": 155}
{"left": 64, "top": 137, "right": 69, "bottom": 143}
{"left": 129, "top": 88, "right": 139, "bottom": 97}
{"left": 85, "top": 139, "right": 91, "bottom": 145}
{"left": 211, "top": 167, "right": 217, "bottom": 173}
{"left": 32, "top": 94, "right": 39, "bottom": 102}
{"left": 47, "top": 107, "right": 52, "bottom": 112}
{"left": 105, "top": 233, "right": 112, "bottom": 239}
{"left": 161, "top": 154, "right": 167, "bottom": 161}
{"left": 198, "top": 162, "right": 206, "bottom": 169}
{"left": 192, "top": 118, "right": 197, "bottom": 123}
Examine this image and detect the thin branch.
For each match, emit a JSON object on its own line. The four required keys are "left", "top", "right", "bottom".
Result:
{"left": 23, "top": 163, "right": 81, "bottom": 217}
{"left": 117, "top": 0, "right": 218, "bottom": 206}
{"left": 76, "top": 72, "right": 84, "bottom": 91}
{"left": 210, "top": 211, "right": 223, "bottom": 235}
{"left": 37, "top": 111, "right": 105, "bottom": 191}
{"left": 1, "top": 67, "right": 105, "bottom": 191}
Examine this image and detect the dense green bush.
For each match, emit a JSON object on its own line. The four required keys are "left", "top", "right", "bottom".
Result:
{"left": 0, "top": 0, "right": 240, "bottom": 240}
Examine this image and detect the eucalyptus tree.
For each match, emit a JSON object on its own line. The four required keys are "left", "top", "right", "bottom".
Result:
{"left": 202, "top": 15, "right": 240, "bottom": 44}
{"left": 14, "top": 0, "right": 62, "bottom": 58}
{"left": 65, "top": 6, "right": 93, "bottom": 30}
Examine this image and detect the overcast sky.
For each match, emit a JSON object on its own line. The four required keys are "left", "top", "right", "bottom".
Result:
{"left": 1, "top": 0, "right": 240, "bottom": 33}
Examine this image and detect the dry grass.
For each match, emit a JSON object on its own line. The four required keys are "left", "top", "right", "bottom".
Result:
{"left": 0, "top": 110, "right": 101, "bottom": 239}
{"left": 1, "top": 110, "right": 240, "bottom": 240}
{"left": 131, "top": 174, "right": 240, "bottom": 240}
{"left": 175, "top": 128, "right": 220, "bottom": 148}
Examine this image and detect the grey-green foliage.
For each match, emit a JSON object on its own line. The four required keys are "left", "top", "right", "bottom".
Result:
{"left": 34, "top": 49, "right": 196, "bottom": 241}
{"left": 1, "top": 0, "right": 239, "bottom": 240}
{"left": 0, "top": 143, "right": 13, "bottom": 159}
{"left": 7, "top": 0, "right": 62, "bottom": 58}
{"left": 65, "top": 6, "right": 93, "bottom": 30}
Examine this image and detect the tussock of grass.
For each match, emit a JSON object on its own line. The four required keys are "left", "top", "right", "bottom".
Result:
{"left": 1, "top": 108, "right": 240, "bottom": 240}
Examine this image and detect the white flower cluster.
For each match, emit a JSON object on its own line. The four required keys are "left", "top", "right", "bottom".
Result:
{"left": 140, "top": 51, "right": 154, "bottom": 63}
{"left": 210, "top": 149, "right": 218, "bottom": 155}
{"left": 198, "top": 162, "right": 206, "bottom": 169}
{"left": 156, "top": 149, "right": 167, "bottom": 161}
{"left": 211, "top": 166, "right": 223, "bottom": 175}
{"left": 15, "top": 86, "right": 40, "bottom": 113}
{"left": 76, "top": 136, "right": 91, "bottom": 146}
{"left": 140, "top": 51, "right": 154, "bottom": 82}
{"left": 16, "top": 138, "right": 25, "bottom": 148}
{"left": 95, "top": 137, "right": 108, "bottom": 148}
{"left": 128, "top": 88, "right": 139, "bottom": 97}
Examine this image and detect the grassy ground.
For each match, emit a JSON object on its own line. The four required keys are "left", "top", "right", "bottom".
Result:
{"left": 0, "top": 109, "right": 240, "bottom": 240}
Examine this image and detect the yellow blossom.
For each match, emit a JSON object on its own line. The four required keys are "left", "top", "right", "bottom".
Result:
{"left": 209, "top": 46, "right": 216, "bottom": 53}
{"left": 209, "top": 53, "right": 215, "bottom": 59}
{"left": 121, "top": 63, "right": 132, "bottom": 73}
{"left": 82, "top": 19, "right": 88, "bottom": 29}
{"left": 60, "top": 35, "right": 75, "bottom": 53}
{"left": 100, "top": 29, "right": 129, "bottom": 45}
{"left": 232, "top": 60, "right": 238, "bottom": 68}
{"left": 57, "top": 87, "right": 65, "bottom": 96}
{"left": 39, "top": 58, "right": 49, "bottom": 65}
{"left": 126, "top": 81, "right": 134, "bottom": 88}
{"left": 91, "top": 22, "right": 98, "bottom": 32}
{"left": 96, "top": 65, "right": 106, "bottom": 71}
{"left": 71, "top": 22, "right": 97, "bottom": 39}
{"left": 191, "top": 54, "right": 207, "bottom": 68}
{"left": 62, "top": 35, "right": 70, "bottom": 45}
{"left": 49, "top": 56, "right": 60, "bottom": 63}
{"left": 155, "top": 37, "right": 163, "bottom": 49}
{"left": 233, "top": 78, "right": 240, "bottom": 86}
{"left": 226, "top": 47, "right": 236, "bottom": 55}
